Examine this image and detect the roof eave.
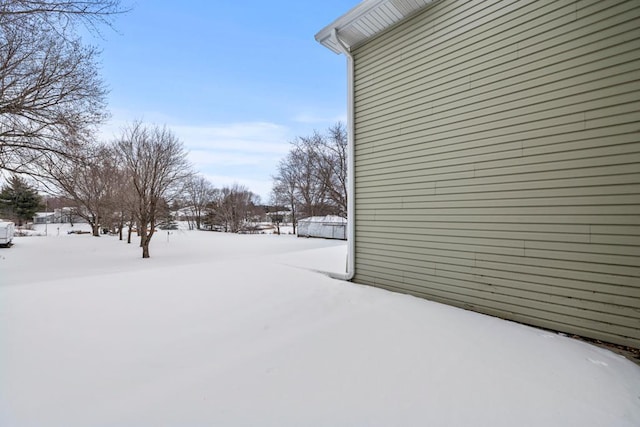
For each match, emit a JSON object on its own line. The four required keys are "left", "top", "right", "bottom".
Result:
{"left": 315, "top": 0, "right": 434, "bottom": 54}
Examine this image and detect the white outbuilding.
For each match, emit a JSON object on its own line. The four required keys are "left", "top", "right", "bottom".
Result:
{"left": 0, "top": 221, "right": 15, "bottom": 247}
{"left": 297, "top": 216, "right": 346, "bottom": 240}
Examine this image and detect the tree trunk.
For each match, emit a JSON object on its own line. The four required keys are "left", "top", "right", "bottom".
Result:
{"left": 141, "top": 238, "right": 150, "bottom": 258}
{"left": 140, "top": 219, "right": 155, "bottom": 258}
{"left": 292, "top": 209, "right": 297, "bottom": 234}
{"left": 91, "top": 223, "right": 100, "bottom": 237}
{"left": 139, "top": 225, "right": 146, "bottom": 248}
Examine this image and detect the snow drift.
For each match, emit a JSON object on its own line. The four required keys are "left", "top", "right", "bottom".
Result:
{"left": 1, "top": 228, "right": 639, "bottom": 426}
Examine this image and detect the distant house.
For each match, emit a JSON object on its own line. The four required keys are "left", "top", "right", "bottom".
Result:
{"left": 33, "top": 212, "right": 55, "bottom": 224}
{"left": 316, "top": 0, "right": 640, "bottom": 348}
{"left": 33, "top": 208, "right": 82, "bottom": 224}
{"left": 266, "top": 210, "right": 293, "bottom": 224}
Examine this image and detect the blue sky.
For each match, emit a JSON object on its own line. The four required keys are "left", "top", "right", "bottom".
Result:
{"left": 92, "top": 1, "right": 360, "bottom": 202}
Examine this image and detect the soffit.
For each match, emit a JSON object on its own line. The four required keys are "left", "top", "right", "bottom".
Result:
{"left": 315, "top": 0, "right": 434, "bottom": 54}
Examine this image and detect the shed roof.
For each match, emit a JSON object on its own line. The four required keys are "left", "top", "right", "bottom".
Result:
{"left": 315, "top": 0, "right": 434, "bottom": 54}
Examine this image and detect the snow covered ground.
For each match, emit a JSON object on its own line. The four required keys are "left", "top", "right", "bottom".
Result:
{"left": 1, "top": 224, "right": 639, "bottom": 426}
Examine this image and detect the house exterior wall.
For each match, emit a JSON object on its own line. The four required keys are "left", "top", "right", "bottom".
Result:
{"left": 351, "top": 0, "right": 640, "bottom": 348}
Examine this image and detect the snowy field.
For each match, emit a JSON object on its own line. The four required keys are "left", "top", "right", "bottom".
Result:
{"left": 1, "top": 224, "right": 639, "bottom": 426}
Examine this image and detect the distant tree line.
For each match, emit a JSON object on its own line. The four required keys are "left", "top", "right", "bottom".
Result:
{"left": 271, "top": 122, "right": 347, "bottom": 233}
{"left": 1, "top": 120, "right": 268, "bottom": 258}
{"left": 180, "top": 180, "right": 263, "bottom": 233}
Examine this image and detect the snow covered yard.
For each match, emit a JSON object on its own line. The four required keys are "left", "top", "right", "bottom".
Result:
{"left": 1, "top": 228, "right": 639, "bottom": 426}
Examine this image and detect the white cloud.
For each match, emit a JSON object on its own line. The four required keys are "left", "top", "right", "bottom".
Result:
{"left": 171, "top": 122, "right": 291, "bottom": 154}
{"left": 199, "top": 173, "right": 274, "bottom": 204}
{"left": 188, "top": 150, "right": 263, "bottom": 168}
{"left": 292, "top": 111, "right": 347, "bottom": 125}
{"left": 97, "top": 111, "right": 301, "bottom": 202}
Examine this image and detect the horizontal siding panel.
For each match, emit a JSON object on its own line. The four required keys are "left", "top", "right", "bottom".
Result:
{"left": 351, "top": 0, "right": 640, "bottom": 348}
{"left": 356, "top": 87, "right": 640, "bottom": 145}
{"left": 354, "top": 113, "right": 582, "bottom": 157}
{"left": 358, "top": 231, "right": 640, "bottom": 262}
{"left": 403, "top": 193, "right": 639, "bottom": 208}
{"left": 355, "top": 244, "right": 476, "bottom": 267}
{"left": 475, "top": 252, "right": 640, "bottom": 283}
{"left": 357, "top": 212, "right": 639, "bottom": 226}
{"left": 468, "top": 268, "right": 640, "bottom": 304}
{"left": 354, "top": 0, "right": 569, "bottom": 89}
{"left": 356, "top": 154, "right": 640, "bottom": 187}
{"left": 356, "top": 118, "right": 638, "bottom": 166}
{"left": 358, "top": 232, "right": 526, "bottom": 252}
{"left": 357, "top": 39, "right": 640, "bottom": 127}
{"left": 357, "top": 0, "right": 635, "bottom": 90}
{"left": 356, "top": 108, "right": 639, "bottom": 159}
{"left": 435, "top": 268, "right": 640, "bottom": 322}
{"left": 437, "top": 176, "right": 640, "bottom": 197}
{"left": 358, "top": 221, "right": 592, "bottom": 235}
{"left": 356, "top": 243, "right": 639, "bottom": 289}
{"left": 356, "top": 122, "right": 639, "bottom": 170}
{"left": 358, "top": 225, "right": 589, "bottom": 245}
{"left": 356, "top": 195, "right": 640, "bottom": 213}
{"left": 517, "top": 1, "right": 639, "bottom": 58}
{"left": 356, "top": 172, "right": 638, "bottom": 199}
{"left": 355, "top": 2, "right": 639, "bottom": 108}
{"left": 524, "top": 239, "right": 640, "bottom": 256}
{"left": 591, "top": 225, "right": 640, "bottom": 235}
{"left": 475, "top": 150, "right": 640, "bottom": 179}
{"left": 359, "top": 260, "right": 640, "bottom": 317}
{"left": 359, "top": 222, "right": 640, "bottom": 248}
{"left": 357, "top": 240, "right": 640, "bottom": 279}
{"left": 356, "top": 141, "right": 640, "bottom": 179}
{"left": 354, "top": 205, "right": 640, "bottom": 215}
{"left": 472, "top": 258, "right": 639, "bottom": 290}
{"left": 356, "top": 179, "right": 640, "bottom": 200}
{"left": 354, "top": 0, "right": 519, "bottom": 81}
{"left": 435, "top": 164, "right": 640, "bottom": 193}
{"left": 521, "top": 248, "right": 639, "bottom": 268}
{"left": 359, "top": 70, "right": 639, "bottom": 145}
{"left": 357, "top": 233, "right": 640, "bottom": 266}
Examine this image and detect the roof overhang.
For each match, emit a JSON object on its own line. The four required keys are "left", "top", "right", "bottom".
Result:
{"left": 315, "top": 0, "right": 434, "bottom": 54}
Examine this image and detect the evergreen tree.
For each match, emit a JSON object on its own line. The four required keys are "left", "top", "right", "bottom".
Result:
{"left": 0, "top": 176, "right": 43, "bottom": 225}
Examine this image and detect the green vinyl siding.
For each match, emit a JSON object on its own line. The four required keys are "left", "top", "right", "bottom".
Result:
{"left": 351, "top": 0, "right": 640, "bottom": 348}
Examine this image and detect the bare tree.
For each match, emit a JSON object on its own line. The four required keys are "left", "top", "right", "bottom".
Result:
{"left": 321, "top": 122, "right": 348, "bottom": 217}
{"left": 46, "top": 142, "right": 119, "bottom": 236}
{"left": 0, "top": 0, "right": 126, "bottom": 176}
{"left": 116, "top": 122, "right": 191, "bottom": 258}
{"left": 184, "top": 175, "right": 215, "bottom": 230}
{"left": 271, "top": 123, "right": 348, "bottom": 227}
{"left": 0, "top": 1, "right": 125, "bottom": 30}
{"left": 109, "top": 159, "right": 135, "bottom": 240}
{"left": 271, "top": 155, "right": 299, "bottom": 234}
{"left": 208, "top": 184, "right": 259, "bottom": 233}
